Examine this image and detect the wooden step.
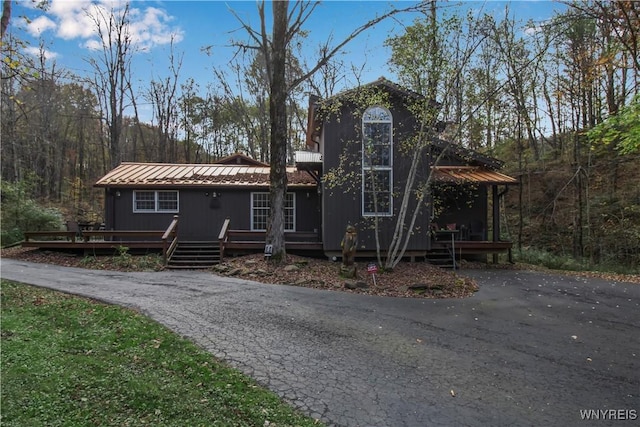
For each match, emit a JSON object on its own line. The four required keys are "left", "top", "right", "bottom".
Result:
{"left": 166, "top": 242, "right": 220, "bottom": 269}
{"left": 426, "top": 248, "right": 457, "bottom": 269}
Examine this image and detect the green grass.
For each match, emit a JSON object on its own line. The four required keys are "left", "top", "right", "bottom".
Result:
{"left": 1, "top": 280, "right": 322, "bottom": 427}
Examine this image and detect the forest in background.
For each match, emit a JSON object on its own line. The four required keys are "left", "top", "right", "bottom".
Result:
{"left": 1, "top": 1, "right": 638, "bottom": 270}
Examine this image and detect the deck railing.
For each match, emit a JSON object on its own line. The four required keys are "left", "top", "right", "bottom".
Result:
{"left": 161, "top": 215, "right": 180, "bottom": 265}
{"left": 217, "top": 219, "right": 322, "bottom": 259}
{"left": 218, "top": 217, "right": 231, "bottom": 262}
{"left": 24, "top": 231, "right": 79, "bottom": 243}
{"left": 23, "top": 216, "right": 180, "bottom": 265}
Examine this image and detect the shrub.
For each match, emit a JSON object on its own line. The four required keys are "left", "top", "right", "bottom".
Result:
{"left": 515, "top": 247, "right": 638, "bottom": 275}
{"left": 0, "top": 179, "right": 64, "bottom": 247}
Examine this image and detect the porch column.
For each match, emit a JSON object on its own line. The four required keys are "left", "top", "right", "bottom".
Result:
{"left": 492, "top": 185, "right": 500, "bottom": 263}
{"left": 492, "top": 185, "right": 500, "bottom": 242}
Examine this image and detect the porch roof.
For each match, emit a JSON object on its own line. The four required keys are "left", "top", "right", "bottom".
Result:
{"left": 94, "top": 162, "right": 317, "bottom": 189}
{"left": 432, "top": 166, "right": 518, "bottom": 185}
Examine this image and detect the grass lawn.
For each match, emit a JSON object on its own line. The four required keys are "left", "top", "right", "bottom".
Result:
{"left": 0, "top": 280, "right": 321, "bottom": 426}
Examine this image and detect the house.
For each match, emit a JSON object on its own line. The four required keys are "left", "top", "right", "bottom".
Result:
{"left": 298, "top": 77, "right": 517, "bottom": 260}
{"left": 93, "top": 155, "right": 321, "bottom": 242}
{"left": 93, "top": 78, "right": 517, "bottom": 263}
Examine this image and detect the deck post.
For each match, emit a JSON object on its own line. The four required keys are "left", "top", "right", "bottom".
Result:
{"left": 162, "top": 215, "right": 179, "bottom": 265}
{"left": 492, "top": 185, "right": 500, "bottom": 263}
{"left": 218, "top": 217, "right": 231, "bottom": 262}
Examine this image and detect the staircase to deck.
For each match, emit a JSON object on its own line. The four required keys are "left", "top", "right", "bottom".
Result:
{"left": 425, "top": 247, "right": 457, "bottom": 269}
{"left": 166, "top": 241, "right": 220, "bottom": 269}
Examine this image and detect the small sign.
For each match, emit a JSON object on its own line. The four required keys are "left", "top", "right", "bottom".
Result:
{"left": 367, "top": 263, "right": 378, "bottom": 287}
{"left": 264, "top": 244, "right": 273, "bottom": 259}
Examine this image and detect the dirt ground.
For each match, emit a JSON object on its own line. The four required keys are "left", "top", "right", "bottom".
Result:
{"left": 2, "top": 246, "right": 637, "bottom": 299}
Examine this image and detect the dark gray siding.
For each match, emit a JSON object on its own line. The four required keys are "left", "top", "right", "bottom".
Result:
{"left": 104, "top": 187, "right": 320, "bottom": 241}
{"left": 321, "top": 94, "right": 432, "bottom": 253}
{"left": 433, "top": 185, "right": 488, "bottom": 240}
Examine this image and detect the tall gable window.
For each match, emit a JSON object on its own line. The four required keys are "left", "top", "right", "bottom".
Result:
{"left": 362, "top": 106, "right": 393, "bottom": 216}
{"left": 251, "top": 192, "right": 296, "bottom": 231}
{"left": 133, "top": 190, "right": 179, "bottom": 213}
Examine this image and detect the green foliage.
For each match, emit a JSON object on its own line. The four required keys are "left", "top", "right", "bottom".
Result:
{"left": 79, "top": 253, "right": 165, "bottom": 271}
{"left": 1, "top": 281, "right": 320, "bottom": 426}
{"left": 385, "top": 11, "right": 462, "bottom": 101}
{"left": 0, "top": 179, "right": 64, "bottom": 247}
{"left": 587, "top": 95, "right": 640, "bottom": 154}
{"left": 587, "top": 196, "right": 640, "bottom": 270}
{"left": 514, "top": 247, "right": 638, "bottom": 275}
{"left": 114, "top": 245, "right": 132, "bottom": 265}
{"left": 515, "top": 248, "right": 587, "bottom": 271}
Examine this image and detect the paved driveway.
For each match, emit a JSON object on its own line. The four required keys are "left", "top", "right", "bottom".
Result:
{"left": 1, "top": 259, "right": 638, "bottom": 426}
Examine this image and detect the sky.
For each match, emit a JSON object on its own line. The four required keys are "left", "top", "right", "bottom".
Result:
{"left": 9, "top": 0, "right": 569, "bottom": 122}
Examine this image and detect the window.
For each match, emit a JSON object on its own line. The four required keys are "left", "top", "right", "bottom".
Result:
{"left": 134, "top": 191, "right": 179, "bottom": 213}
{"left": 362, "top": 106, "right": 392, "bottom": 216}
{"left": 251, "top": 192, "right": 295, "bottom": 231}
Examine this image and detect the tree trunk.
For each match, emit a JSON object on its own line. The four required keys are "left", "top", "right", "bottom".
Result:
{"left": 266, "top": 0, "right": 289, "bottom": 260}
{"left": 1, "top": 0, "right": 10, "bottom": 40}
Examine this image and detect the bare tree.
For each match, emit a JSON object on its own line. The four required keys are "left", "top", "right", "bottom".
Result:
{"left": 370, "top": 2, "right": 488, "bottom": 268}
{"left": 146, "top": 38, "right": 183, "bottom": 162}
{"left": 86, "top": 3, "right": 134, "bottom": 170}
{"left": 229, "top": 0, "right": 425, "bottom": 260}
{"left": 1, "top": 0, "right": 10, "bottom": 41}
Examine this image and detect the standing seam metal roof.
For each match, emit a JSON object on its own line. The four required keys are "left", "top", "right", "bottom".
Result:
{"left": 94, "top": 162, "right": 317, "bottom": 188}
{"left": 432, "top": 166, "right": 518, "bottom": 184}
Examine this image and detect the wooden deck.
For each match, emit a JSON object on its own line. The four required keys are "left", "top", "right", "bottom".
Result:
{"left": 21, "top": 216, "right": 512, "bottom": 266}
{"left": 218, "top": 223, "right": 323, "bottom": 259}
{"left": 22, "top": 216, "right": 180, "bottom": 264}
{"left": 430, "top": 240, "right": 513, "bottom": 253}
{"left": 22, "top": 231, "right": 169, "bottom": 251}
{"left": 22, "top": 234, "right": 322, "bottom": 253}
{"left": 430, "top": 239, "right": 513, "bottom": 265}
{"left": 22, "top": 234, "right": 509, "bottom": 258}
{"left": 21, "top": 219, "right": 323, "bottom": 265}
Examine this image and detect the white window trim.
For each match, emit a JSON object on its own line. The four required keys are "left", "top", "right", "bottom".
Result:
{"left": 133, "top": 190, "right": 179, "bottom": 213}
{"left": 362, "top": 106, "right": 393, "bottom": 217}
{"left": 251, "top": 192, "right": 296, "bottom": 231}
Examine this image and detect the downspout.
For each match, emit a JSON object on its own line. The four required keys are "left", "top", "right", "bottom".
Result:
{"left": 110, "top": 187, "right": 117, "bottom": 231}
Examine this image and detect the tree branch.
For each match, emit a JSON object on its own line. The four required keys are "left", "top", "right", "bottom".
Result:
{"left": 288, "top": 2, "right": 428, "bottom": 91}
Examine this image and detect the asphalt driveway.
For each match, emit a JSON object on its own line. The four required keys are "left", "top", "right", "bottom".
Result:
{"left": 1, "top": 258, "right": 638, "bottom": 426}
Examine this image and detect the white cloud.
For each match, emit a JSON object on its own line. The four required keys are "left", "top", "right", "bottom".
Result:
{"left": 57, "top": 12, "right": 97, "bottom": 40}
{"left": 25, "top": 15, "right": 57, "bottom": 37}
{"left": 48, "top": 0, "right": 90, "bottom": 16}
{"left": 31, "top": 0, "right": 182, "bottom": 51}
{"left": 524, "top": 25, "right": 541, "bottom": 36}
{"left": 128, "top": 7, "right": 184, "bottom": 51}
{"left": 24, "top": 46, "right": 59, "bottom": 61}
{"left": 84, "top": 38, "right": 103, "bottom": 51}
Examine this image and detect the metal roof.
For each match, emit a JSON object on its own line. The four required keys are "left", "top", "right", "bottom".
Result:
{"left": 214, "top": 153, "right": 269, "bottom": 166}
{"left": 94, "top": 162, "right": 317, "bottom": 188}
{"left": 295, "top": 151, "right": 323, "bottom": 164}
{"left": 432, "top": 166, "right": 518, "bottom": 185}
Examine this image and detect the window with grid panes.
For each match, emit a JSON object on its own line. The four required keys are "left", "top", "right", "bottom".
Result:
{"left": 133, "top": 191, "right": 178, "bottom": 212}
{"left": 251, "top": 192, "right": 295, "bottom": 231}
{"left": 362, "top": 106, "right": 393, "bottom": 216}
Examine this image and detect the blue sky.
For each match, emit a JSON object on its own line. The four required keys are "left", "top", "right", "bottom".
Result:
{"left": 10, "top": 0, "right": 568, "bottom": 121}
